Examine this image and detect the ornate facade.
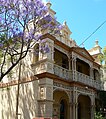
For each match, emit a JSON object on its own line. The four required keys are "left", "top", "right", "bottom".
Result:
{"left": 0, "top": 2, "right": 103, "bottom": 119}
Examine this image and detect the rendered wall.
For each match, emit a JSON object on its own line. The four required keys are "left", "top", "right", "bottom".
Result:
{"left": 0, "top": 80, "right": 39, "bottom": 119}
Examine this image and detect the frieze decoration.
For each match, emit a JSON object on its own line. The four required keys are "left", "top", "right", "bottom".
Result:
{"left": 72, "top": 86, "right": 96, "bottom": 105}
{"left": 74, "top": 86, "right": 95, "bottom": 97}
{"left": 53, "top": 82, "right": 95, "bottom": 96}
{"left": 53, "top": 82, "right": 72, "bottom": 91}
{"left": 40, "top": 87, "right": 45, "bottom": 99}
{"left": 53, "top": 82, "right": 71, "bottom": 101}
{"left": 53, "top": 82, "right": 96, "bottom": 104}
{"left": 72, "top": 52, "right": 93, "bottom": 67}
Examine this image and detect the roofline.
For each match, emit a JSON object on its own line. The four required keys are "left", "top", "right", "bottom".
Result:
{"left": 41, "top": 33, "right": 100, "bottom": 67}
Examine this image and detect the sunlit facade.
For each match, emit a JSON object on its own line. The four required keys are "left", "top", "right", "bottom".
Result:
{"left": 0, "top": 2, "right": 103, "bottom": 119}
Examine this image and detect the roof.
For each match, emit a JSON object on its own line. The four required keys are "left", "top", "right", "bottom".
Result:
{"left": 70, "top": 47, "right": 94, "bottom": 61}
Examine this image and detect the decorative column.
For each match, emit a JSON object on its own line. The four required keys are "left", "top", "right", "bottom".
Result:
{"left": 90, "top": 95, "right": 95, "bottom": 119}
{"left": 89, "top": 64, "right": 94, "bottom": 87}
{"left": 91, "top": 104, "right": 95, "bottom": 119}
{"left": 89, "top": 64, "right": 94, "bottom": 79}
{"left": 72, "top": 88, "right": 78, "bottom": 119}
{"left": 72, "top": 102, "right": 78, "bottom": 119}
{"left": 39, "top": 38, "right": 54, "bottom": 74}
{"left": 71, "top": 53, "right": 77, "bottom": 81}
{"left": 67, "top": 54, "right": 73, "bottom": 81}
{"left": 68, "top": 56, "right": 71, "bottom": 71}
{"left": 69, "top": 91, "right": 73, "bottom": 119}
{"left": 37, "top": 78, "right": 53, "bottom": 119}
{"left": 72, "top": 56, "right": 77, "bottom": 71}
{"left": 69, "top": 103, "right": 73, "bottom": 119}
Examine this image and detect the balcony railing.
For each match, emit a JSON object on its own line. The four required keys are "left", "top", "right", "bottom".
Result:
{"left": 54, "top": 64, "right": 103, "bottom": 90}
{"left": 32, "top": 61, "right": 103, "bottom": 90}
{"left": 54, "top": 64, "right": 71, "bottom": 80}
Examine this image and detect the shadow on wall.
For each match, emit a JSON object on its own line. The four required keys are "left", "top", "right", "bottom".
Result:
{"left": 20, "top": 81, "right": 38, "bottom": 119}
{"left": 0, "top": 79, "right": 39, "bottom": 119}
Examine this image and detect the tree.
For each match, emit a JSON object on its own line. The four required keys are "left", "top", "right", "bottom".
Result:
{"left": 0, "top": 0, "right": 62, "bottom": 81}
{"left": 98, "top": 46, "right": 106, "bottom": 65}
{"left": 95, "top": 112, "right": 105, "bottom": 119}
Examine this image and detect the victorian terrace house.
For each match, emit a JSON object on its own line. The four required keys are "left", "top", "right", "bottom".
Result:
{"left": 0, "top": 2, "right": 103, "bottom": 119}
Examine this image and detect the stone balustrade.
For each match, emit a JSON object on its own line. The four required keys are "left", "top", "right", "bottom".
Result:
{"left": 32, "top": 61, "right": 103, "bottom": 90}
{"left": 54, "top": 64, "right": 103, "bottom": 90}
{"left": 54, "top": 64, "right": 71, "bottom": 80}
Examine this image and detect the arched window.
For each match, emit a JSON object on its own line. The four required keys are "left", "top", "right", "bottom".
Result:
{"left": 54, "top": 48, "right": 69, "bottom": 69}
{"left": 33, "top": 44, "right": 39, "bottom": 63}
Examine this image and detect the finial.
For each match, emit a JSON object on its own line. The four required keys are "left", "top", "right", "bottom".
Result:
{"left": 46, "top": 1, "right": 52, "bottom": 8}
{"left": 63, "top": 21, "right": 67, "bottom": 25}
{"left": 95, "top": 40, "right": 99, "bottom": 47}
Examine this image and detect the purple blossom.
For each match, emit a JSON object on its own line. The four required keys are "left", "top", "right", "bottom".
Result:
{"left": 18, "top": 32, "right": 24, "bottom": 37}
{"left": 57, "top": 24, "right": 63, "bottom": 30}
{"left": 0, "top": 17, "right": 2, "bottom": 21}
{"left": 16, "top": 28, "right": 18, "bottom": 31}
{"left": 44, "top": 44, "right": 50, "bottom": 53}
{"left": 0, "top": 43, "right": 3, "bottom": 48}
{"left": 35, "top": 34, "right": 42, "bottom": 40}
{"left": 44, "top": 15, "right": 52, "bottom": 22}
{"left": 40, "top": 39, "right": 47, "bottom": 43}
{"left": 0, "top": 0, "right": 62, "bottom": 81}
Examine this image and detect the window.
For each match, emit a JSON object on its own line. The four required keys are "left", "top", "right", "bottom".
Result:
{"left": 33, "top": 44, "right": 39, "bottom": 63}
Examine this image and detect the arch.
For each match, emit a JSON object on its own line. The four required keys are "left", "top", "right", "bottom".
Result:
{"left": 53, "top": 89, "right": 70, "bottom": 119}
{"left": 76, "top": 58, "right": 90, "bottom": 76}
{"left": 93, "top": 68, "right": 100, "bottom": 80}
{"left": 54, "top": 48, "right": 69, "bottom": 69}
{"left": 53, "top": 88, "right": 70, "bottom": 101}
{"left": 78, "top": 94, "right": 91, "bottom": 119}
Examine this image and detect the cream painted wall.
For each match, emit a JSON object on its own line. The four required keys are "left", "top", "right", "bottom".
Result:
{"left": 0, "top": 80, "right": 39, "bottom": 119}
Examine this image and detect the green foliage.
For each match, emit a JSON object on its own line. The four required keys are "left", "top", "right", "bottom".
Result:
{"left": 98, "top": 54, "right": 104, "bottom": 65}
{"left": 95, "top": 112, "right": 105, "bottom": 119}
{"left": 98, "top": 46, "right": 106, "bottom": 65}
{"left": 0, "top": 33, "right": 6, "bottom": 40}
{"left": 0, "top": 51, "right": 3, "bottom": 63}
{"left": 103, "top": 47, "right": 106, "bottom": 55}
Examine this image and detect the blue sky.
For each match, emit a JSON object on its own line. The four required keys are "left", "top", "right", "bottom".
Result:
{"left": 43, "top": 0, "right": 106, "bottom": 50}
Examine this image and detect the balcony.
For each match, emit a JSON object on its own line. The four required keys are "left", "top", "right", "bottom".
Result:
{"left": 32, "top": 60, "right": 103, "bottom": 90}
{"left": 54, "top": 64, "right": 103, "bottom": 90}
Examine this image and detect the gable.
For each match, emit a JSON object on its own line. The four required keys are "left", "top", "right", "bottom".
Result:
{"left": 72, "top": 47, "right": 94, "bottom": 61}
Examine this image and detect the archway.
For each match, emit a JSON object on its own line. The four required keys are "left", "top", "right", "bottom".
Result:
{"left": 53, "top": 90, "right": 70, "bottom": 119}
{"left": 78, "top": 95, "right": 91, "bottom": 119}
{"left": 76, "top": 58, "right": 90, "bottom": 76}
{"left": 54, "top": 48, "right": 69, "bottom": 69}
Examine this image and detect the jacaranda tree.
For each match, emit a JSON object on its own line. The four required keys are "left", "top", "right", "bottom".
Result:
{"left": 0, "top": 0, "right": 62, "bottom": 81}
